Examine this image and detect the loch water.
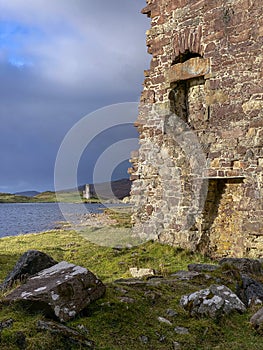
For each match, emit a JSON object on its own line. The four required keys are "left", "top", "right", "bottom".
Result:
{"left": 0, "top": 202, "right": 106, "bottom": 238}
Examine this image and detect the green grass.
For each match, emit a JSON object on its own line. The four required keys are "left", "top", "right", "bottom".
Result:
{"left": 104, "top": 207, "right": 133, "bottom": 228}
{"left": 0, "top": 229, "right": 209, "bottom": 282}
{"left": 0, "top": 229, "right": 262, "bottom": 349}
{"left": 0, "top": 193, "right": 32, "bottom": 203}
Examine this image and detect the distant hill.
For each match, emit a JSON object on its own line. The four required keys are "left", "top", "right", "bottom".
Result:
{"left": 14, "top": 191, "right": 40, "bottom": 197}
{"left": 81, "top": 178, "right": 132, "bottom": 200}
{"left": 0, "top": 179, "right": 132, "bottom": 203}
{"left": 0, "top": 193, "right": 33, "bottom": 203}
{"left": 33, "top": 191, "right": 57, "bottom": 202}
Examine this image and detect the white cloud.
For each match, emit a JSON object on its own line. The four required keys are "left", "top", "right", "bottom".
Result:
{"left": 0, "top": 0, "right": 150, "bottom": 88}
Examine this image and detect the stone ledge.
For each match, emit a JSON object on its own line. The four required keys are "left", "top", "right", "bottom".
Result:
{"left": 166, "top": 57, "right": 210, "bottom": 83}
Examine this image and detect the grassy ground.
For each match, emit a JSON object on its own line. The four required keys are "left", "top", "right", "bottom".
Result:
{"left": 0, "top": 193, "right": 33, "bottom": 203}
{"left": 0, "top": 226, "right": 262, "bottom": 349}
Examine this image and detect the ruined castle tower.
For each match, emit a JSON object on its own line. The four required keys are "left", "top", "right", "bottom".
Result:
{"left": 130, "top": 0, "right": 263, "bottom": 258}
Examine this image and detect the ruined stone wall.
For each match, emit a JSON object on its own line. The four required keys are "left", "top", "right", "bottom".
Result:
{"left": 130, "top": 0, "right": 263, "bottom": 258}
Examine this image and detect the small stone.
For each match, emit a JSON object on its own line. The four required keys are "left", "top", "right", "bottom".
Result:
{"left": 171, "top": 270, "right": 200, "bottom": 280}
{"left": 188, "top": 263, "right": 219, "bottom": 272}
{"left": 166, "top": 309, "right": 178, "bottom": 317}
{"left": 174, "top": 326, "right": 189, "bottom": 334}
{"left": 158, "top": 316, "right": 172, "bottom": 325}
{"left": 115, "top": 287, "right": 128, "bottom": 294}
{"left": 139, "top": 335, "right": 149, "bottom": 344}
{"left": 250, "top": 308, "right": 263, "bottom": 331}
{"left": 113, "top": 246, "right": 123, "bottom": 251}
{"left": 0, "top": 318, "right": 14, "bottom": 330}
{"left": 129, "top": 268, "right": 155, "bottom": 278}
{"left": 118, "top": 297, "right": 135, "bottom": 303}
{"left": 205, "top": 274, "right": 213, "bottom": 280}
{"left": 114, "top": 278, "right": 146, "bottom": 286}
{"left": 173, "top": 341, "right": 181, "bottom": 349}
{"left": 100, "top": 301, "right": 111, "bottom": 307}
{"left": 76, "top": 324, "right": 89, "bottom": 335}
{"left": 159, "top": 334, "right": 166, "bottom": 342}
{"left": 131, "top": 252, "right": 138, "bottom": 256}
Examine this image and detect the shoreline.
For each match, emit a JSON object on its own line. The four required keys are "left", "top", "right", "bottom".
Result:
{"left": 0, "top": 204, "right": 132, "bottom": 239}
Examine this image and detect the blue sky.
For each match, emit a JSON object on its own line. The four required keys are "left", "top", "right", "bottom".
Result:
{"left": 0, "top": 0, "right": 150, "bottom": 192}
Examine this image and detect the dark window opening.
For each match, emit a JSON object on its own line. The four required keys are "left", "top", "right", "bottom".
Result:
{"left": 172, "top": 50, "right": 202, "bottom": 65}
{"left": 169, "top": 76, "right": 206, "bottom": 126}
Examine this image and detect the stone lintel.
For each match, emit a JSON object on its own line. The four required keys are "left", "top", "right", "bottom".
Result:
{"left": 203, "top": 176, "right": 245, "bottom": 180}
{"left": 166, "top": 57, "right": 210, "bottom": 83}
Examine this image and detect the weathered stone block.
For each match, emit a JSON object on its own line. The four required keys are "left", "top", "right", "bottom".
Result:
{"left": 4, "top": 262, "right": 106, "bottom": 322}
{"left": 166, "top": 57, "right": 210, "bottom": 83}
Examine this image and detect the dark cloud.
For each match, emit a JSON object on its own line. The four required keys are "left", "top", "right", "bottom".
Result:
{"left": 0, "top": 0, "right": 150, "bottom": 192}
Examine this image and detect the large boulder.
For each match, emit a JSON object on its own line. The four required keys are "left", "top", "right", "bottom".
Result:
{"left": 236, "top": 274, "right": 263, "bottom": 307}
{"left": 0, "top": 250, "right": 57, "bottom": 290}
{"left": 180, "top": 285, "right": 246, "bottom": 319}
{"left": 4, "top": 261, "right": 106, "bottom": 322}
{"left": 219, "top": 258, "right": 262, "bottom": 275}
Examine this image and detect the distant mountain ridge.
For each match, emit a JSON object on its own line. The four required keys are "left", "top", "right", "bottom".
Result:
{"left": 3, "top": 178, "right": 132, "bottom": 203}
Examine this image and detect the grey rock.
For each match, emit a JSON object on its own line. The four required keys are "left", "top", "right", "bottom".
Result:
{"left": 144, "top": 290, "right": 161, "bottom": 301}
{"left": 76, "top": 324, "right": 89, "bottom": 335}
{"left": 0, "top": 318, "right": 13, "bottom": 330}
{"left": 174, "top": 326, "right": 189, "bottom": 334}
{"left": 4, "top": 261, "right": 106, "bottom": 322}
{"left": 188, "top": 263, "right": 219, "bottom": 272}
{"left": 146, "top": 278, "right": 175, "bottom": 286}
{"left": 37, "top": 320, "right": 94, "bottom": 348}
{"left": 166, "top": 308, "right": 178, "bottom": 317}
{"left": 171, "top": 270, "right": 200, "bottom": 280}
{"left": 114, "top": 287, "right": 128, "bottom": 294}
{"left": 114, "top": 278, "right": 147, "bottom": 285}
{"left": 219, "top": 258, "right": 262, "bottom": 275}
{"left": 250, "top": 308, "right": 263, "bottom": 331}
{"left": 173, "top": 341, "right": 181, "bottom": 349}
{"left": 139, "top": 335, "right": 149, "bottom": 344}
{"left": 114, "top": 277, "right": 177, "bottom": 286}
{"left": 159, "top": 334, "right": 166, "bottom": 342}
{"left": 0, "top": 250, "right": 57, "bottom": 290}
{"left": 237, "top": 274, "right": 263, "bottom": 306}
{"left": 180, "top": 285, "right": 246, "bottom": 319}
{"left": 118, "top": 296, "right": 135, "bottom": 303}
{"left": 158, "top": 316, "right": 172, "bottom": 325}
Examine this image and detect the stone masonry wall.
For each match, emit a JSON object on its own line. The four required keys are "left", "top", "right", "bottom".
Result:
{"left": 130, "top": 0, "right": 263, "bottom": 258}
